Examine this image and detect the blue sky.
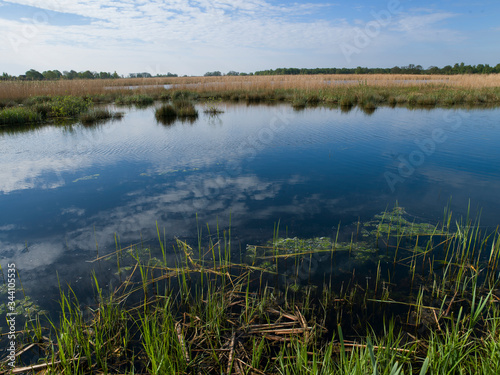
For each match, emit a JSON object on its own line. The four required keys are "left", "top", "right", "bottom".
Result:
{"left": 0, "top": 0, "right": 499, "bottom": 76}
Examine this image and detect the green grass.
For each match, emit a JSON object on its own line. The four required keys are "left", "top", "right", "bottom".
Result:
{"left": 115, "top": 94, "right": 155, "bottom": 106}
{"left": 3, "top": 205, "right": 500, "bottom": 374}
{"left": 155, "top": 99, "right": 199, "bottom": 124}
{"left": 0, "top": 106, "right": 42, "bottom": 125}
{"left": 79, "top": 109, "right": 124, "bottom": 124}
{"left": 172, "top": 98, "right": 199, "bottom": 118}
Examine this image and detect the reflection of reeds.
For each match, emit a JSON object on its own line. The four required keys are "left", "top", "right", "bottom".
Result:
{"left": 5, "top": 205, "right": 500, "bottom": 374}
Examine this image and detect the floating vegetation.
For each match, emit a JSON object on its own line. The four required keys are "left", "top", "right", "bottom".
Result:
{"left": 0, "top": 296, "right": 47, "bottom": 319}
{"left": 2, "top": 205, "right": 500, "bottom": 373}
{"left": 361, "top": 206, "right": 447, "bottom": 238}
{"left": 72, "top": 174, "right": 100, "bottom": 183}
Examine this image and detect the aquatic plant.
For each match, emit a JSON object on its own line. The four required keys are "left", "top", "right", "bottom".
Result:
{"left": 3, "top": 205, "right": 500, "bottom": 374}
{"left": 79, "top": 109, "right": 123, "bottom": 124}
{"left": 115, "top": 94, "right": 155, "bottom": 106}
{"left": 155, "top": 104, "right": 177, "bottom": 120}
{"left": 172, "top": 99, "right": 198, "bottom": 118}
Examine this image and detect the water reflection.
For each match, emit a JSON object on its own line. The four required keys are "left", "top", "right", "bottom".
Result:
{"left": 1, "top": 103, "right": 500, "bottom": 309}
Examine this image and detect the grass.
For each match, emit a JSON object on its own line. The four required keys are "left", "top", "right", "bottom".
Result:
{"left": 1, "top": 74, "right": 500, "bottom": 126}
{"left": 0, "top": 96, "right": 125, "bottom": 126}
{"left": 2, "top": 205, "right": 500, "bottom": 374}
{"left": 155, "top": 99, "right": 199, "bottom": 124}
{"left": 0, "top": 107, "right": 42, "bottom": 125}
{"left": 115, "top": 94, "right": 155, "bottom": 106}
{"left": 79, "top": 109, "right": 124, "bottom": 124}
{"left": 0, "top": 75, "right": 499, "bottom": 111}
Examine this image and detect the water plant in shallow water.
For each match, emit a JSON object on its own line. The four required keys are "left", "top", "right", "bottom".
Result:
{"left": 3, "top": 205, "right": 500, "bottom": 373}
{"left": 203, "top": 96, "right": 224, "bottom": 115}
{"left": 79, "top": 109, "right": 123, "bottom": 124}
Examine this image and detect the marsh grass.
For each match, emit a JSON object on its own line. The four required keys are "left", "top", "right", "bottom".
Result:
{"left": 155, "top": 99, "right": 199, "bottom": 125}
{"left": 1, "top": 75, "right": 499, "bottom": 110}
{"left": 115, "top": 94, "right": 155, "bottom": 107}
{"left": 3, "top": 205, "right": 500, "bottom": 374}
{"left": 173, "top": 98, "right": 199, "bottom": 118}
{"left": 0, "top": 107, "right": 42, "bottom": 125}
{"left": 0, "top": 96, "right": 126, "bottom": 126}
{"left": 79, "top": 109, "right": 124, "bottom": 125}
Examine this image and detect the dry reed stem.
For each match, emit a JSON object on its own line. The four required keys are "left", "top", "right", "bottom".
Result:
{"left": 2, "top": 74, "right": 500, "bottom": 101}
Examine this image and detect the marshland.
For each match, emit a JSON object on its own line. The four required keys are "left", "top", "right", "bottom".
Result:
{"left": 1, "top": 75, "right": 500, "bottom": 374}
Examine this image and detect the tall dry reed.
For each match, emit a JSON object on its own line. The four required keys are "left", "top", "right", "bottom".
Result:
{"left": 2, "top": 74, "right": 499, "bottom": 101}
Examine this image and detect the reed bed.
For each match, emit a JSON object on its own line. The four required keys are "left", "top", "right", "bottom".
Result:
{"left": 1, "top": 74, "right": 500, "bottom": 103}
{"left": 2, "top": 205, "right": 500, "bottom": 374}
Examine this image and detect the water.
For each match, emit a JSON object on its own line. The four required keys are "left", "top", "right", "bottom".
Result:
{"left": 1, "top": 103, "right": 500, "bottom": 314}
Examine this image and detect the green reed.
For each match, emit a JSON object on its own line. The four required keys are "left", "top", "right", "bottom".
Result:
{"left": 3, "top": 205, "right": 500, "bottom": 374}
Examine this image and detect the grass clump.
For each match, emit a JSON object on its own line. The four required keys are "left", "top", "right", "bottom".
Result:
{"left": 203, "top": 97, "right": 224, "bottom": 115}
{"left": 172, "top": 99, "right": 198, "bottom": 118}
{"left": 79, "top": 109, "right": 124, "bottom": 124}
{"left": 49, "top": 95, "right": 92, "bottom": 117}
{"left": 155, "top": 99, "right": 198, "bottom": 125}
{"left": 0, "top": 106, "right": 42, "bottom": 125}
{"left": 115, "top": 94, "right": 155, "bottom": 106}
{"left": 292, "top": 97, "right": 308, "bottom": 110}
{"left": 155, "top": 104, "right": 177, "bottom": 121}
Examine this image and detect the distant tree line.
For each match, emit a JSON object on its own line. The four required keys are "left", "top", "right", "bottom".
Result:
{"left": 254, "top": 63, "right": 500, "bottom": 75}
{"left": 0, "top": 69, "right": 179, "bottom": 81}
{"left": 0, "top": 69, "right": 121, "bottom": 81}
{"left": 2, "top": 63, "right": 500, "bottom": 81}
{"left": 204, "top": 71, "right": 252, "bottom": 77}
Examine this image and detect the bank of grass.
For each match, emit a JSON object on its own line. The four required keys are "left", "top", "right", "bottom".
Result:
{"left": 2, "top": 79, "right": 500, "bottom": 126}
{"left": 0, "top": 95, "right": 124, "bottom": 126}
{"left": 4, "top": 205, "right": 500, "bottom": 374}
{"left": 1, "top": 74, "right": 500, "bottom": 110}
{"left": 0, "top": 107, "right": 42, "bottom": 125}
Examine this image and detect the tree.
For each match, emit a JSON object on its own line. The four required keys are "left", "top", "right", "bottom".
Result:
{"left": 390, "top": 66, "right": 402, "bottom": 74}
{"left": 42, "top": 70, "right": 62, "bottom": 80}
{"left": 204, "top": 71, "right": 222, "bottom": 76}
{"left": 428, "top": 66, "right": 440, "bottom": 74}
{"left": 25, "top": 69, "right": 44, "bottom": 80}
{"left": 226, "top": 70, "right": 239, "bottom": 76}
{"left": 63, "top": 70, "right": 78, "bottom": 79}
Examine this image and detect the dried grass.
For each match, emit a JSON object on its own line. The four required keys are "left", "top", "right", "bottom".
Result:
{"left": 1, "top": 74, "right": 499, "bottom": 101}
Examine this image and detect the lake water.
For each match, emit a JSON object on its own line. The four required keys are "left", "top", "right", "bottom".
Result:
{"left": 1, "top": 102, "right": 500, "bottom": 314}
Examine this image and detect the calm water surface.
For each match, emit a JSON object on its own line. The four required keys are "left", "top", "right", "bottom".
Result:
{"left": 1, "top": 103, "right": 500, "bottom": 308}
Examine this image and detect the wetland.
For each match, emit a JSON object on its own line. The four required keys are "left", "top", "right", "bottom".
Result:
{"left": 1, "top": 86, "right": 500, "bottom": 373}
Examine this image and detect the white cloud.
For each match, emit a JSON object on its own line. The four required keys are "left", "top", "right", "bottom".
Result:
{"left": 394, "top": 11, "right": 463, "bottom": 43}
{"left": 0, "top": 0, "right": 354, "bottom": 74}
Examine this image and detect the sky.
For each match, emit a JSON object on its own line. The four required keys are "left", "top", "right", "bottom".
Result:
{"left": 0, "top": 0, "right": 499, "bottom": 77}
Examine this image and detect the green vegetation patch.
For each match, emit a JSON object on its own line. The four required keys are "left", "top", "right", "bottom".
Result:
{"left": 79, "top": 109, "right": 123, "bottom": 124}
{"left": 115, "top": 94, "right": 154, "bottom": 106}
{"left": 0, "top": 107, "right": 42, "bottom": 125}
{"left": 72, "top": 174, "right": 100, "bottom": 183}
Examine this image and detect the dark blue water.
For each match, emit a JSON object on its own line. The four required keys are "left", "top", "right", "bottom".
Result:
{"left": 1, "top": 103, "right": 500, "bottom": 304}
